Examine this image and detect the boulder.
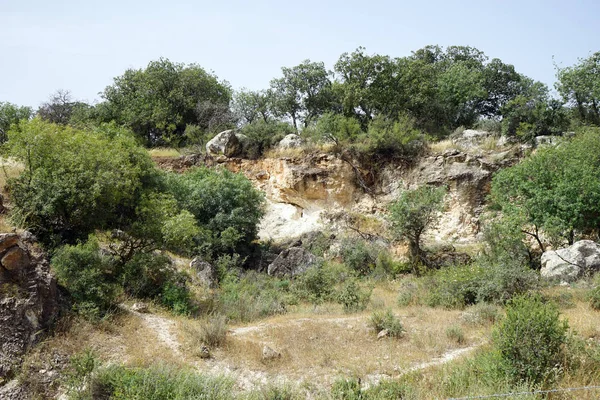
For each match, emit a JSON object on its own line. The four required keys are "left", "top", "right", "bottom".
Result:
{"left": 262, "top": 345, "right": 281, "bottom": 361}
{"left": 131, "top": 302, "right": 149, "bottom": 313}
{"left": 205, "top": 130, "right": 250, "bottom": 158}
{"left": 0, "top": 233, "right": 61, "bottom": 381}
{"left": 377, "top": 329, "right": 389, "bottom": 340}
{"left": 190, "top": 257, "right": 217, "bottom": 288}
{"left": 278, "top": 134, "right": 303, "bottom": 149}
{"left": 267, "top": 246, "right": 319, "bottom": 278}
{"left": 541, "top": 240, "right": 600, "bottom": 282}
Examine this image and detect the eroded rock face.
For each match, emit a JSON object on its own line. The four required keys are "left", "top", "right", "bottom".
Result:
{"left": 278, "top": 134, "right": 303, "bottom": 149}
{"left": 206, "top": 130, "right": 250, "bottom": 158}
{"left": 190, "top": 257, "right": 217, "bottom": 288}
{"left": 541, "top": 240, "right": 600, "bottom": 282}
{"left": 0, "top": 233, "right": 61, "bottom": 381}
{"left": 267, "top": 247, "right": 319, "bottom": 277}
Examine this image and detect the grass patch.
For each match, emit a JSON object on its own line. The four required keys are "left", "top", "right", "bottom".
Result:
{"left": 148, "top": 148, "right": 182, "bottom": 158}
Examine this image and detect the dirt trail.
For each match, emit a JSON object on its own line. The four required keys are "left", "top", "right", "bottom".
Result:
{"left": 124, "top": 305, "right": 181, "bottom": 356}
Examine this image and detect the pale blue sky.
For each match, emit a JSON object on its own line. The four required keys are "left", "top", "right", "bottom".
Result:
{"left": 2, "top": 0, "right": 598, "bottom": 108}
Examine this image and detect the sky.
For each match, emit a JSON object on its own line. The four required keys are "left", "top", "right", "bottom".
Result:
{"left": 1, "top": 0, "right": 599, "bottom": 108}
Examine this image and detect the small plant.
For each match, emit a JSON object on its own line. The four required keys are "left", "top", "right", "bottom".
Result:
{"left": 424, "top": 264, "right": 484, "bottom": 309}
{"left": 461, "top": 303, "right": 500, "bottom": 325}
{"left": 331, "top": 377, "right": 362, "bottom": 400}
{"left": 446, "top": 325, "right": 466, "bottom": 345}
{"left": 198, "top": 314, "right": 228, "bottom": 348}
{"left": 370, "top": 309, "right": 404, "bottom": 338}
{"left": 337, "top": 279, "right": 372, "bottom": 313}
{"left": 493, "top": 294, "right": 568, "bottom": 385}
{"left": 589, "top": 285, "right": 600, "bottom": 310}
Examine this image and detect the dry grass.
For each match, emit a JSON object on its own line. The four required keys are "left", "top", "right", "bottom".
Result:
{"left": 263, "top": 143, "right": 338, "bottom": 159}
{"left": 428, "top": 139, "right": 462, "bottom": 154}
{"left": 148, "top": 148, "right": 182, "bottom": 158}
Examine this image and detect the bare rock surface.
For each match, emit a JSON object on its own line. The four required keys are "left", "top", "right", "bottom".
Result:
{"left": 541, "top": 240, "right": 600, "bottom": 281}
{"left": 267, "top": 246, "right": 319, "bottom": 277}
{"left": 0, "top": 232, "right": 61, "bottom": 382}
{"left": 206, "top": 130, "right": 250, "bottom": 158}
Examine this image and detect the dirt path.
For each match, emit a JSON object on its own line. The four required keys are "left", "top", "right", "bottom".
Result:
{"left": 124, "top": 305, "right": 181, "bottom": 356}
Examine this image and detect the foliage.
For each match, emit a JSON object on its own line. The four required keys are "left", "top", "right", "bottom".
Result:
{"left": 493, "top": 294, "right": 569, "bottom": 385}
{"left": 337, "top": 278, "right": 372, "bottom": 312}
{"left": 370, "top": 309, "right": 404, "bottom": 337}
{"left": 80, "top": 363, "right": 234, "bottom": 400}
{"left": 165, "top": 167, "right": 264, "bottom": 258}
{"left": 556, "top": 51, "right": 600, "bottom": 125}
{"left": 101, "top": 58, "right": 231, "bottom": 145}
{"left": 197, "top": 314, "right": 228, "bottom": 347}
{"left": 37, "top": 90, "right": 88, "bottom": 126}
{"left": 240, "top": 119, "right": 295, "bottom": 157}
{"left": 331, "top": 377, "right": 412, "bottom": 399}
{"left": 424, "top": 264, "right": 485, "bottom": 309}
{"left": 291, "top": 263, "right": 336, "bottom": 305}
{"left": 491, "top": 128, "right": 600, "bottom": 249}
{"left": 233, "top": 88, "right": 272, "bottom": 125}
{"left": 589, "top": 274, "right": 600, "bottom": 310}
{"left": 0, "top": 101, "right": 32, "bottom": 142}
{"left": 339, "top": 237, "right": 380, "bottom": 276}
{"left": 446, "top": 324, "right": 466, "bottom": 345}
{"left": 5, "top": 119, "right": 158, "bottom": 247}
{"left": 51, "top": 238, "right": 117, "bottom": 319}
{"left": 388, "top": 185, "right": 446, "bottom": 267}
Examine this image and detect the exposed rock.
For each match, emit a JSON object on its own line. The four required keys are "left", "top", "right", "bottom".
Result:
{"left": 206, "top": 130, "right": 250, "bottom": 158}
{"left": 377, "top": 329, "right": 389, "bottom": 340}
{"left": 190, "top": 257, "right": 217, "bottom": 288}
{"left": 267, "top": 247, "right": 319, "bottom": 277}
{"left": 0, "top": 194, "right": 4, "bottom": 215}
{"left": 0, "top": 233, "right": 61, "bottom": 381}
{"left": 452, "top": 129, "right": 494, "bottom": 149}
{"left": 131, "top": 302, "right": 149, "bottom": 313}
{"left": 535, "top": 135, "right": 559, "bottom": 147}
{"left": 262, "top": 345, "right": 281, "bottom": 361}
{"left": 278, "top": 134, "right": 303, "bottom": 149}
{"left": 199, "top": 344, "right": 211, "bottom": 359}
{"left": 541, "top": 240, "right": 600, "bottom": 282}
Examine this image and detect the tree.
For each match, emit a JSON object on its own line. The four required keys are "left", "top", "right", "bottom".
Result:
{"left": 5, "top": 119, "right": 159, "bottom": 247}
{"left": 101, "top": 58, "right": 231, "bottom": 145}
{"left": 270, "top": 60, "right": 333, "bottom": 131}
{"left": 388, "top": 185, "right": 446, "bottom": 267}
{"left": 232, "top": 89, "right": 272, "bottom": 125}
{"left": 491, "top": 128, "right": 600, "bottom": 249}
{"left": 0, "top": 102, "right": 32, "bottom": 142}
{"left": 37, "top": 89, "right": 87, "bottom": 125}
{"left": 556, "top": 52, "right": 600, "bottom": 125}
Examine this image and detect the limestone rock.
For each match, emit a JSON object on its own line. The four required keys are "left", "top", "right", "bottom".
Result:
{"left": 541, "top": 240, "right": 600, "bottom": 282}
{"left": 131, "top": 302, "right": 149, "bottom": 313}
{"left": 262, "top": 345, "right": 281, "bottom": 361}
{"left": 377, "top": 329, "right": 389, "bottom": 340}
{"left": 278, "top": 134, "right": 303, "bottom": 149}
{"left": 205, "top": 130, "right": 250, "bottom": 158}
{"left": 0, "top": 233, "right": 61, "bottom": 380}
{"left": 190, "top": 257, "right": 217, "bottom": 288}
{"left": 199, "top": 345, "right": 211, "bottom": 359}
{"left": 267, "top": 246, "right": 319, "bottom": 278}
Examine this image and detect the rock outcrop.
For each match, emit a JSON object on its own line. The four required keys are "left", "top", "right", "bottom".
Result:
{"left": 0, "top": 232, "right": 61, "bottom": 381}
{"left": 206, "top": 130, "right": 250, "bottom": 158}
{"left": 267, "top": 247, "right": 319, "bottom": 277}
{"left": 278, "top": 134, "right": 303, "bottom": 149}
{"left": 190, "top": 257, "right": 217, "bottom": 288}
{"left": 541, "top": 240, "right": 600, "bottom": 281}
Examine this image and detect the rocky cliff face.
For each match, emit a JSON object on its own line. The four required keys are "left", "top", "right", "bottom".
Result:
{"left": 0, "top": 232, "right": 61, "bottom": 382}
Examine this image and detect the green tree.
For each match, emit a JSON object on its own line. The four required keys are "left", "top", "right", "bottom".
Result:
{"left": 0, "top": 102, "right": 32, "bottom": 142}
{"left": 270, "top": 60, "right": 333, "bottom": 131}
{"left": 37, "top": 89, "right": 89, "bottom": 125}
{"left": 165, "top": 167, "right": 265, "bottom": 258}
{"left": 101, "top": 58, "right": 231, "bottom": 145}
{"left": 232, "top": 88, "right": 272, "bottom": 125}
{"left": 388, "top": 185, "right": 446, "bottom": 267}
{"left": 5, "top": 119, "right": 159, "bottom": 247}
{"left": 491, "top": 128, "right": 600, "bottom": 249}
{"left": 556, "top": 52, "right": 600, "bottom": 125}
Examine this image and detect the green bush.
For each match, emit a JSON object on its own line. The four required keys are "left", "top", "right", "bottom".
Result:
{"left": 424, "top": 265, "right": 485, "bottom": 309}
{"left": 446, "top": 325, "right": 466, "bottom": 345}
{"left": 493, "top": 294, "right": 568, "bottom": 385}
{"left": 476, "top": 263, "right": 539, "bottom": 304}
{"left": 51, "top": 238, "right": 117, "bottom": 319}
{"left": 165, "top": 167, "right": 264, "bottom": 259}
{"left": 337, "top": 279, "right": 372, "bottom": 312}
{"left": 339, "top": 238, "right": 380, "bottom": 276}
{"left": 331, "top": 377, "right": 362, "bottom": 400}
{"left": 160, "top": 278, "right": 194, "bottom": 315}
{"left": 590, "top": 286, "right": 600, "bottom": 310}
{"left": 6, "top": 119, "right": 158, "bottom": 247}
{"left": 197, "top": 314, "right": 228, "bottom": 347}
{"left": 356, "top": 114, "right": 425, "bottom": 161}
{"left": 370, "top": 309, "right": 404, "bottom": 338}
{"left": 241, "top": 119, "right": 295, "bottom": 157}
{"left": 292, "top": 264, "right": 336, "bottom": 305}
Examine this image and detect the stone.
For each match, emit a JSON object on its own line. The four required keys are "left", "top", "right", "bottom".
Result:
{"left": 541, "top": 240, "right": 600, "bottom": 282}
{"left": 1, "top": 247, "right": 30, "bottom": 271}
{"left": 190, "top": 257, "right": 217, "bottom": 288}
{"left": 199, "top": 345, "right": 211, "bottom": 359}
{"left": 267, "top": 246, "right": 319, "bottom": 278}
{"left": 205, "top": 130, "right": 250, "bottom": 158}
{"left": 377, "top": 329, "right": 389, "bottom": 340}
{"left": 262, "top": 345, "right": 281, "bottom": 361}
{"left": 0, "top": 233, "right": 19, "bottom": 254}
{"left": 131, "top": 302, "right": 149, "bottom": 313}
{"left": 278, "top": 134, "right": 303, "bottom": 149}
{"left": 0, "top": 233, "right": 61, "bottom": 381}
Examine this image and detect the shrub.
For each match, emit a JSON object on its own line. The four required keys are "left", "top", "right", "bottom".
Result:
{"left": 493, "top": 294, "right": 568, "bottom": 385}
{"left": 160, "top": 277, "right": 194, "bottom": 315}
{"left": 446, "top": 325, "right": 466, "bottom": 345}
{"left": 461, "top": 303, "right": 500, "bottom": 325}
{"left": 339, "top": 238, "right": 380, "bottom": 276}
{"left": 589, "top": 285, "right": 600, "bottom": 310}
{"left": 292, "top": 264, "right": 336, "bottom": 305}
{"left": 424, "top": 265, "right": 485, "bottom": 309}
{"left": 370, "top": 309, "right": 404, "bottom": 338}
{"left": 198, "top": 314, "right": 228, "bottom": 347}
{"left": 337, "top": 279, "right": 372, "bottom": 312}
{"left": 51, "top": 238, "right": 117, "bottom": 319}
{"left": 165, "top": 167, "right": 264, "bottom": 259}
{"left": 476, "top": 263, "right": 539, "bottom": 304}
{"left": 331, "top": 377, "right": 362, "bottom": 400}
{"left": 6, "top": 119, "right": 158, "bottom": 247}
{"left": 241, "top": 119, "right": 295, "bottom": 157}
